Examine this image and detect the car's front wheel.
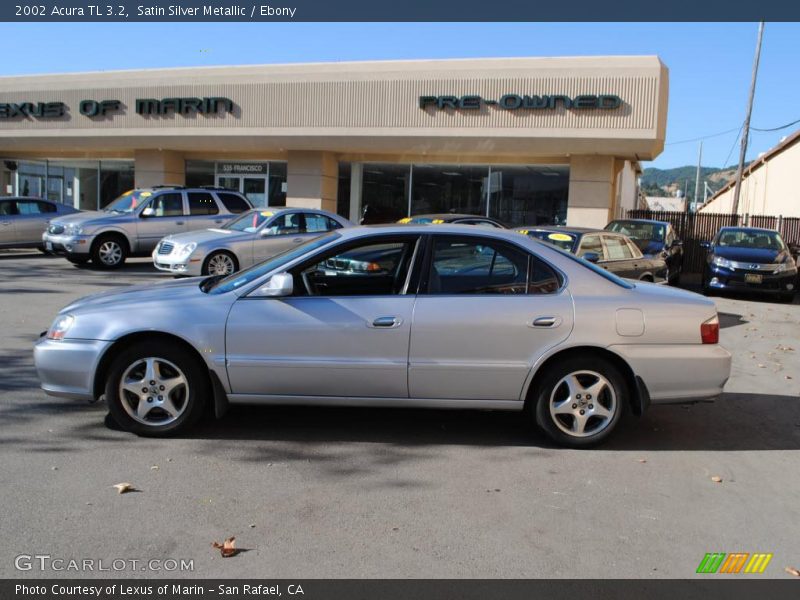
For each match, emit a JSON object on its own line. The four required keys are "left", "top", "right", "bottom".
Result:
{"left": 202, "top": 250, "right": 238, "bottom": 276}
{"left": 105, "top": 341, "right": 208, "bottom": 437}
{"left": 91, "top": 234, "right": 127, "bottom": 269}
{"left": 532, "top": 355, "right": 627, "bottom": 448}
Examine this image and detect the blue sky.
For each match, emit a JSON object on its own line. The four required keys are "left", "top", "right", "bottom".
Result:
{"left": 1, "top": 22, "right": 798, "bottom": 170}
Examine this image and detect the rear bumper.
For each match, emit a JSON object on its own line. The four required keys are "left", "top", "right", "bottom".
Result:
{"left": 33, "top": 336, "right": 110, "bottom": 401}
{"left": 609, "top": 343, "right": 732, "bottom": 404}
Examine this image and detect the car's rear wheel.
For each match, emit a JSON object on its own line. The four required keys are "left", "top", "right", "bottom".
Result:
{"left": 105, "top": 341, "right": 208, "bottom": 437}
{"left": 532, "top": 355, "right": 627, "bottom": 448}
{"left": 202, "top": 251, "right": 238, "bottom": 276}
{"left": 91, "top": 234, "right": 127, "bottom": 269}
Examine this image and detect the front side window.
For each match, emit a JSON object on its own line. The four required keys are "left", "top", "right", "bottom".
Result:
{"left": 426, "top": 237, "right": 531, "bottom": 295}
{"left": 149, "top": 193, "right": 184, "bottom": 217}
{"left": 578, "top": 235, "right": 603, "bottom": 259}
{"left": 296, "top": 238, "right": 417, "bottom": 297}
{"left": 188, "top": 192, "right": 219, "bottom": 216}
{"left": 226, "top": 210, "right": 271, "bottom": 232}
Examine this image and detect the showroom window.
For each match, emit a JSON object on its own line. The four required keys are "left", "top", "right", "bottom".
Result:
{"left": 487, "top": 165, "right": 569, "bottom": 226}
{"left": 410, "top": 164, "right": 487, "bottom": 217}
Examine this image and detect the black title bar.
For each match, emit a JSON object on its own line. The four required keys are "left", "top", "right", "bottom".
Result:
{"left": 2, "top": 1, "right": 800, "bottom": 21}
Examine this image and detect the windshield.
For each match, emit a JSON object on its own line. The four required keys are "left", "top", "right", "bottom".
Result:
{"left": 226, "top": 210, "right": 275, "bottom": 232}
{"left": 519, "top": 230, "right": 577, "bottom": 252}
{"left": 607, "top": 220, "right": 665, "bottom": 242}
{"left": 104, "top": 190, "right": 151, "bottom": 214}
{"left": 205, "top": 232, "right": 341, "bottom": 295}
{"left": 716, "top": 229, "right": 786, "bottom": 251}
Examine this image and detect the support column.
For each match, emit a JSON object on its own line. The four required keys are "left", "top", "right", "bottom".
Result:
{"left": 286, "top": 151, "right": 338, "bottom": 212}
{"left": 566, "top": 156, "right": 617, "bottom": 228}
{"left": 134, "top": 150, "right": 185, "bottom": 188}
{"left": 349, "top": 163, "right": 362, "bottom": 223}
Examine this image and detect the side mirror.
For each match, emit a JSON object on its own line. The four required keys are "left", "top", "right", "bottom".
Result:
{"left": 699, "top": 241, "right": 711, "bottom": 250}
{"left": 141, "top": 207, "right": 154, "bottom": 218}
{"left": 582, "top": 252, "right": 601, "bottom": 263}
{"left": 254, "top": 272, "right": 293, "bottom": 297}
{"left": 259, "top": 228, "right": 274, "bottom": 237}
{"left": 670, "top": 240, "right": 683, "bottom": 248}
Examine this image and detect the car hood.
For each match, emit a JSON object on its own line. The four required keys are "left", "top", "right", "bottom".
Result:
{"left": 61, "top": 277, "right": 206, "bottom": 315}
{"left": 161, "top": 228, "right": 253, "bottom": 246}
{"left": 50, "top": 210, "right": 129, "bottom": 227}
{"left": 712, "top": 246, "right": 780, "bottom": 263}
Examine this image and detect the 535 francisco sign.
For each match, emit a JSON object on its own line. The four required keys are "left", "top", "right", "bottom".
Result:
{"left": 419, "top": 94, "right": 623, "bottom": 110}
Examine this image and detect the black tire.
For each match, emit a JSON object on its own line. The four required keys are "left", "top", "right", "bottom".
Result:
{"left": 530, "top": 355, "right": 628, "bottom": 448}
{"left": 104, "top": 340, "right": 208, "bottom": 437}
{"left": 91, "top": 234, "right": 127, "bottom": 269}
{"left": 202, "top": 250, "right": 238, "bottom": 276}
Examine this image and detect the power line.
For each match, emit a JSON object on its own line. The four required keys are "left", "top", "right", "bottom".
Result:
{"left": 751, "top": 117, "right": 800, "bottom": 132}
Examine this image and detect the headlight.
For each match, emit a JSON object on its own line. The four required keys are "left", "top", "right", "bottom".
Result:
{"left": 65, "top": 224, "right": 84, "bottom": 236}
{"left": 711, "top": 255, "right": 732, "bottom": 268}
{"left": 174, "top": 242, "right": 197, "bottom": 258}
{"left": 46, "top": 314, "right": 74, "bottom": 341}
{"left": 774, "top": 260, "right": 798, "bottom": 274}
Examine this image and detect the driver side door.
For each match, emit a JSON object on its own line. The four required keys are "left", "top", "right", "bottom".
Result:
{"left": 225, "top": 234, "right": 421, "bottom": 399}
{"left": 136, "top": 192, "right": 188, "bottom": 253}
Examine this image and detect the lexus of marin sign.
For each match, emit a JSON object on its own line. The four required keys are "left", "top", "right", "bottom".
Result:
{"left": 0, "top": 97, "right": 235, "bottom": 120}
{"left": 419, "top": 94, "right": 623, "bottom": 110}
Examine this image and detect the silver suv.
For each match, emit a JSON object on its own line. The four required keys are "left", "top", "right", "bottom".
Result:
{"left": 43, "top": 186, "right": 252, "bottom": 269}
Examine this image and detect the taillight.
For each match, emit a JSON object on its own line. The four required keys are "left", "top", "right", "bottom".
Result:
{"left": 701, "top": 315, "right": 719, "bottom": 344}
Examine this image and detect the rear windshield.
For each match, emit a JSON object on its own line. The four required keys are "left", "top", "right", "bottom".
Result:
{"left": 398, "top": 217, "right": 446, "bottom": 225}
{"left": 519, "top": 230, "right": 577, "bottom": 252}
{"left": 103, "top": 190, "right": 152, "bottom": 214}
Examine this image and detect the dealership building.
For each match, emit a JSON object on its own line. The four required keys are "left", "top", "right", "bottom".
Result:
{"left": 0, "top": 56, "right": 668, "bottom": 228}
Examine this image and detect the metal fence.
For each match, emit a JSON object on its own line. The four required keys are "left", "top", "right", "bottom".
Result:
{"left": 626, "top": 210, "right": 800, "bottom": 274}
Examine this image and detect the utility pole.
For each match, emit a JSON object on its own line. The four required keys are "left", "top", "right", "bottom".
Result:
{"left": 691, "top": 141, "right": 703, "bottom": 213}
{"left": 731, "top": 21, "right": 765, "bottom": 215}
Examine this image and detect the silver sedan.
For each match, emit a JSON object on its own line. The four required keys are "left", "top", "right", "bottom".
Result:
{"left": 0, "top": 197, "right": 78, "bottom": 250}
{"left": 153, "top": 207, "right": 353, "bottom": 276}
{"left": 34, "top": 225, "right": 732, "bottom": 448}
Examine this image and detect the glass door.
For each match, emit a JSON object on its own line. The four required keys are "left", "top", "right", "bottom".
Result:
{"left": 215, "top": 175, "right": 268, "bottom": 208}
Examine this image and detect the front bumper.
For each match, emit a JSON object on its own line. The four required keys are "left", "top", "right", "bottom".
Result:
{"left": 706, "top": 264, "right": 797, "bottom": 294}
{"left": 34, "top": 336, "right": 111, "bottom": 401}
{"left": 151, "top": 250, "right": 204, "bottom": 276}
{"left": 609, "top": 343, "right": 732, "bottom": 404}
{"left": 42, "top": 232, "right": 93, "bottom": 256}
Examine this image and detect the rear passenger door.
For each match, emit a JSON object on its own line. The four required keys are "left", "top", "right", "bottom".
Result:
{"left": 0, "top": 199, "right": 18, "bottom": 245}
{"left": 136, "top": 192, "right": 187, "bottom": 252}
{"left": 14, "top": 200, "right": 56, "bottom": 246}
{"left": 186, "top": 191, "right": 227, "bottom": 231}
{"left": 408, "top": 234, "right": 573, "bottom": 401}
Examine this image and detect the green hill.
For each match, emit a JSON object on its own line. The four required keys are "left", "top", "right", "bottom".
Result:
{"left": 641, "top": 166, "right": 739, "bottom": 201}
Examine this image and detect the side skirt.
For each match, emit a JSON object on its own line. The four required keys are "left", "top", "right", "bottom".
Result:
{"left": 227, "top": 394, "right": 524, "bottom": 411}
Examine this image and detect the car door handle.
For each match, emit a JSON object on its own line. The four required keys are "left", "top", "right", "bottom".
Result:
{"left": 214, "top": 219, "right": 225, "bottom": 223}
{"left": 370, "top": 316, "right": 401, "bottom": 328}
{"left": 531, "top": 316, "right": 561, "bottom": 328}
{"left": 1, "top": 221, "right": 10, "bottom": 226}
{"left": 292, "top": 237, "right": 303, "bottom": 243}
{"left": 175, "top": 221, "right": 185, "bottom": 225}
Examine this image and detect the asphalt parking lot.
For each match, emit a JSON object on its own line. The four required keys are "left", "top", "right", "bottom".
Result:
{"left": 0, "top": 250, "right": 798, "bottom": 579}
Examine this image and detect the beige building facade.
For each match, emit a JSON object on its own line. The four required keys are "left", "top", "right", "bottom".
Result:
{"left": 0, "top": 56, "right": 668, "bottom": 228}
{"left": 700, "top": 129, "right": 800, "bottom": 218}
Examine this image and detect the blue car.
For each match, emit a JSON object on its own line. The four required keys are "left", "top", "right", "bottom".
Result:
{"left": 701, "top": 227, "right": 797, "bottom": 302}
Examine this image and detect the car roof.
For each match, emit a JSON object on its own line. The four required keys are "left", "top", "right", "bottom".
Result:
{"left": 408, "top": 213, "right": 497, "bottom": 221}
{"left": 718, "top": 226, "right": 778, "bottom": 234}
{"left": 517, "top": 225, "right": 604, "bottom": 235}
{"left": 608, "top": 218, "right": 669, "bottom": 227}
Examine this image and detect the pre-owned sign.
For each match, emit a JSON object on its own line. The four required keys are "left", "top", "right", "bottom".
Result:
{"left": 419, "top": 94, "right": 623, "bottom": 110}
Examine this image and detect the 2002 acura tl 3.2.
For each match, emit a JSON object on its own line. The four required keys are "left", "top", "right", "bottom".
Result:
{"left": 34, "top": 225, "right": 732, "bottom": 447}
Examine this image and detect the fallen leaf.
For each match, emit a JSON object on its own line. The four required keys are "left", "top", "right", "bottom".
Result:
{"left": 212, "top": 536, "right": 237, "bottom": 557}
{"left": 786, "top": 375, "right": 793, "bottom": 380}
{"left": 757, "top": 364, "right": 766, "bottom": 368}
{"left": 785, "top": 566, "right": 800, "bottom": 577}
{"left": 249, "top": 524, "right": 256, "bottom": 528}
{"left": 711, "top": 476, "right": 723, "bottom": 483}
{"left": 638, "top": 459, "right": 647, "bottom": 463}
{"left": 150, "top": 465, "right": 159, "bottom": 470}
{"left": 113, "top": 482, "right": 135, "bottom": 494}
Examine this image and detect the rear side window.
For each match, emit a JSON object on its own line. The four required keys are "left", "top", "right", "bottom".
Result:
{"left": 304, "top": 213, "right": 342, "bottom": 233}
{"left": 604, "top": 236, "right": 634, "bottom": 260}
{"left": 17, "top": 200, "right": 54, "bottom": 215}
{"left": 0, "top": 201, "right": 15, "bottom": 216}
{"left": 217, "top": 193, "right": 250, "bottom": 214}
{"left": 188, "top": 192, "right": 219, "bottom": 216}
{"left": 578, "top": 235, "right": 603, "bottom": 259}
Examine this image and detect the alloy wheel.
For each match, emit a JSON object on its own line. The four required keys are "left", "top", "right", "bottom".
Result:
{"left": 549, "top": 370, "right": 617, "bottom": 438}
{"left": 98, "top": 240, "right": 123, "bottom": 266}
{"left": 207, "top": 253, "right": 235, "bottom": 276}
{"left": 118, "top": 357, "right": 189, "bottom": 426}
